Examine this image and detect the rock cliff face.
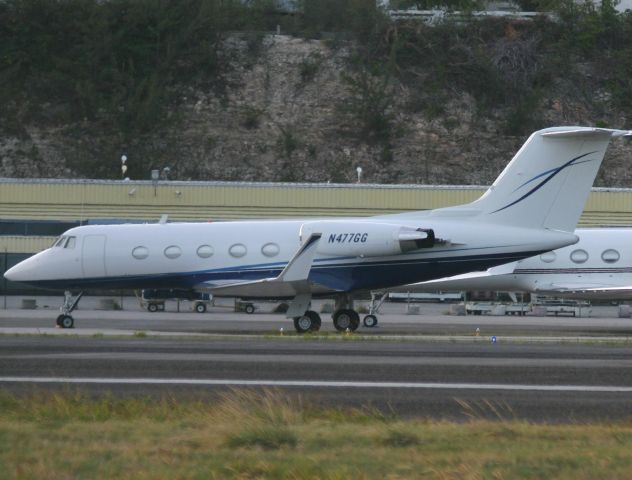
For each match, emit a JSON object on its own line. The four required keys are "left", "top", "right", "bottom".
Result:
{"left": 1, "top": 34, "right": 631, "bottom": 186}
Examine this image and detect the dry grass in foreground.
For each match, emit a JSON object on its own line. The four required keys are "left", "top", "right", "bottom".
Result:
{"left": 1, "top": 389, "right": 632, "bottom": 479}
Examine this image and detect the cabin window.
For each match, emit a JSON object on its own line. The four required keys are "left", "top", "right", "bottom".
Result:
{"left": 65, "top": 236, "right": 76, "bottom": 249}
{"left": 132, "top": 246, "right": 149, "bottom": 260}
{"left": 197, "top": 245, "right": 214, "bottom": 258}
{"left": 570, "top": 249, "right": 589, "bottom": 264}
{"left": 261, "top": 243, "right": 280, "bottom": 258}
{"left": 229, "top": 243, "right": 247, "bottom": 258}
{"left": 601, "top": 249, "right": 620, "bottom": 264}
{"left": 540, "top": 252, "right": 556, "bottom": 263}
{"left": 164, "top": 245, "right": 182, "bottom": 259}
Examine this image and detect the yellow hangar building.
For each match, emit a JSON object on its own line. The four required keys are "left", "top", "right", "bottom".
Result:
{"left": 1, "top": 178, "right": 631, "bottom": 292}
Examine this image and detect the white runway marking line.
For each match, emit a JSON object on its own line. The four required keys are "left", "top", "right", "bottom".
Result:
{"left": 1, "top": 377, "right": 632, "bottom": 393}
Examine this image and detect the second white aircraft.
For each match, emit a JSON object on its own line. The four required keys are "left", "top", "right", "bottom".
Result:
{"left": 396, "top": 227, "right": 632, "bottom": 301}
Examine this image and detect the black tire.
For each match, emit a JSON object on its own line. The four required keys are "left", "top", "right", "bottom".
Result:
{"left": 55, "top": 314, "right": 64, "bottom": 327}
{"left": 292, "top": 311, "right": 322, "bottom": 333}
{"left": 147, "top": 303, "right": 158, "bottom": 313}
{"left": 195, "top": 303, "right": 207, "bottom": 314}
{"left": 294, "top": 314, "right": 314, "bottom": 333}
{"left": 363, "top": 314, "right": 378, "bottom": 328}
{"left": 306, "top": 310, "right": 321, "bottom": 332}
{"left": 333, "top": 309, "right": 360, "bottom": 332}
{"left": 59, "top": 315, "right": 74, "bottom": 329}
{"left": 244, "top": 304, "right": 255, "bottom": 314}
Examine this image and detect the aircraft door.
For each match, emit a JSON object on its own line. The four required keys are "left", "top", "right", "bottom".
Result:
{"left": 82, "top": 235, "right": 107, "bottom": 278}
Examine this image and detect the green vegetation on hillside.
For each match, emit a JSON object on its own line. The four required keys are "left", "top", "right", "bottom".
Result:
{"left": 1, "top": 0, "right": 252, "bottom": 134}
{"left": 344, "top": 0, "right": 632, "bottom": 141}
{"left": 1, "top": 0, "right": 631, "bottom": 178}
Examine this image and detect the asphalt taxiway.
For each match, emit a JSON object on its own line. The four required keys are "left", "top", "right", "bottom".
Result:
{"left": 2, "top": 297, "right": 632, "bottom": 422}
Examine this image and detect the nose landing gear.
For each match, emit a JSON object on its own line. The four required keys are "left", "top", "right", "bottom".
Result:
{"left": 362, "top": 314, "right": 378, "bottom": 328}
{"left": 55, "top": 291, "right": 84, "bottom": 329}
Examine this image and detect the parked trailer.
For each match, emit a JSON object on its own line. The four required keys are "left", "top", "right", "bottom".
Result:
{"left": 465, "top": 302, "right": 530, "bottom": 316}
{"left": 388, "top": 292, "right": 463, "bottom": 303}
{"left": 139, "top": 289, "right": 212, "bottom": 313}
{"left": 534, "top": 300, "right": 592, "bottom": 317}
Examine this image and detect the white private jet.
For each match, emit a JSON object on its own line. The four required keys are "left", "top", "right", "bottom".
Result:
{"left": 5, "top": 127, "right": 630, "bottom": 332}
{"left": 389, "top": 227, "right": 632, "bottom": 301}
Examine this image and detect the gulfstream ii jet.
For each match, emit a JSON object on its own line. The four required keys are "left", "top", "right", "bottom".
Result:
{"left": 5, "top": 127, "right": 630, "bottom": 332}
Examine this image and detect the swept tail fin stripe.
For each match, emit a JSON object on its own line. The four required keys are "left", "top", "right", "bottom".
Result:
{"left": 511, "top": 166, "right": 559, "bottom": 193}
{"left": 512, "top": 151, "right": 596, "bottom": 192}
{"left": 491, "top": 151, "right": 596, "bottom": 214}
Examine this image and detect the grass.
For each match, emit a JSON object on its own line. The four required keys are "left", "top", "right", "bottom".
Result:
{"left": 2, "top": 389, "right": 632, "bottom": 479}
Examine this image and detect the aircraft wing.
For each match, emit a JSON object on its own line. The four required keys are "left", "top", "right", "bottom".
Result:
{"left": 196, "top": 233, "right": 337, "bottom": 298}
{"left": 386, "top": 261, "right": 520, "bottom": 292}
{"left": 539, "top": 283, "right": 632, "bottom": 293}
{"left": 421, "top": 261, "right": 519, "bottom": 284}
{"left": 201, "top": 280, "right": 319, "bottom": 298}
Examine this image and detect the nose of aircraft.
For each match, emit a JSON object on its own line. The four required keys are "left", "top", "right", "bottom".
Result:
{"left": 5, "top": 261, "right": 28, "bottom": 282}
{"left": 4, "top": 256, "right": 40, "bottom": 283}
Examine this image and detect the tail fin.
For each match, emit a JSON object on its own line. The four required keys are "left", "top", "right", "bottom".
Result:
{"left": 434, "top": 127, "right": 630, "bottom": 232}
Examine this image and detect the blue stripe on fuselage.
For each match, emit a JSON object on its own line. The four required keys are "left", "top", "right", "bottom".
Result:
{"left": 21, "top": 250, "right": 544, "bottom": 293}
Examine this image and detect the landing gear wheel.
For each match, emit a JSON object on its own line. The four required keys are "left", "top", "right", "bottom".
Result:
{"left": 294, "top": 315, "right": 311, "bottom": 333}
{"left": 363, "top": 314, "right": 378, "bottom": 328}
{"left": 195, "top": 303, "right": 207, "bottom": 313}
{"left": 333, "top": 309, "right": 360, "bottom": 332}
{"left": 58, "top": 314, "right": 74, "bottom": 329}
{"left": 305, "top": 310, "right": 321, "bottom": 332}
{"left": 56, "top": 291, "right": 83, "bottom": 328}
{"left": 244, "top": 304, "right": 255, "bottom": 314}
{"left": 293, "top": 310, "right": 321, "bottom": 333}
{"left": 147, "top": 303, "right": 158, "bottom": 313}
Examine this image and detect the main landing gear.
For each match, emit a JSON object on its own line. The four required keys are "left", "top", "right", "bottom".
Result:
{"left": 55, "top": 291, "right": 83, "bottom": 329}
{"left": 290, "top": 294, "right": 382, "bottom": 333}
{"left": 292, "top": 308, "right": 361, "bottom": 333}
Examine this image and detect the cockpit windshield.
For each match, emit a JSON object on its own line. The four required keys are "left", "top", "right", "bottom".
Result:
{"left": 51, "top": 236, "right": 76, "bottom": 249}
{"left": 52, "top": 236, "right": 65, "bottom": 248}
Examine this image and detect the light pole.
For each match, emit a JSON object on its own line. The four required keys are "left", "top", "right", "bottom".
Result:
{"left": 151, "top": 169, "right": 159, "bottom": 196}
{"left": 121, "top": 155, "right": 128, "bottom": 179}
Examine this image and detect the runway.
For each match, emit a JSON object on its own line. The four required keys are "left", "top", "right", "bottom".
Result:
{"left": 2, "top": 297, "right": 632, "bottom": 421}
{"left": 2, "top": 326, "right": 632, "bottom": 421}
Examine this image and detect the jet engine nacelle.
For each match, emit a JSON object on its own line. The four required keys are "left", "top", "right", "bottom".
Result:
{"left": 300, "top": 221, "right": 435, "bottom": 257}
